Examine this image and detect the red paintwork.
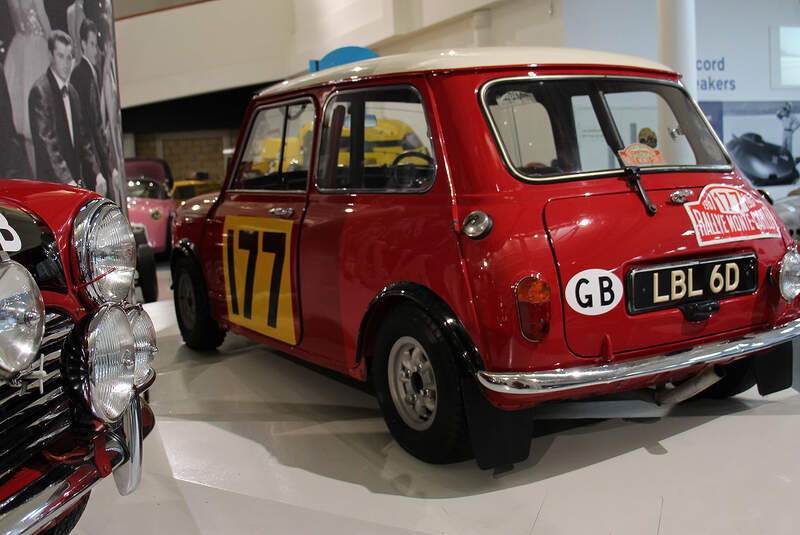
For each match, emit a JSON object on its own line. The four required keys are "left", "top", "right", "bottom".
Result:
{"left": 172, "top": 63, "right": 799, "bottom": 410}
{"left": 0, "top": 179, "right": 154, "bottom": 502}
{"left": 0, "top": 179, "right": 99, "bottom": 317}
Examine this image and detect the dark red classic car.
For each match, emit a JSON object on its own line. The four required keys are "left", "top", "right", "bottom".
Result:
{"left": 171, "top": 48, "right": 800, "bottom": 469}
{"left": 0, "top": 180, "right": 157, "bottom": 533}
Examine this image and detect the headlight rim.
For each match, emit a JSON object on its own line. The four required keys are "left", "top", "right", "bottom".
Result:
{"left": 85, "top": 303, "right": 135, "bottom": 423}
{"left": 0, "top": 256, "right": 45, "bottom": 377}
{"left": 125, "top": 303, "right": 158, "bottom": 391}
{"left": 72, "top": 198, "right": 136, "bottom": 305}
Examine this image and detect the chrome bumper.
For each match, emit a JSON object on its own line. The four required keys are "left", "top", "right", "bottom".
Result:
{"left": 0, "top": 396, "right": 144, "bottom": 535}
{"left": 477, "top": 318, "right": 800, "bottom": 395}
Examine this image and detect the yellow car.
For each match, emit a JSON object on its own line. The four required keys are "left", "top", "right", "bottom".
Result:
{"left": 170, "top": 174, "right": 222, "bottom": 203}
{"left": 250, "top": 116, "right": 429, "bottom": 175}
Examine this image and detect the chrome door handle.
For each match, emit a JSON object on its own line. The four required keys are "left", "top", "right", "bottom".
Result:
{"left": 269, "top": 207, "right": 295, "bottom": 219}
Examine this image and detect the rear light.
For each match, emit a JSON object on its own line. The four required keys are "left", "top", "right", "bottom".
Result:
{"left": 778, "top": 247, "right": 800, "bottom": 303}
{"left": 515, "top": 275, "right": 550, "bottom": 341}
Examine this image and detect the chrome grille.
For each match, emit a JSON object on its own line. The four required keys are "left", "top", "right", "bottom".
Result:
{"left": 0, "top": 311, "right": 74, "bottom": 481}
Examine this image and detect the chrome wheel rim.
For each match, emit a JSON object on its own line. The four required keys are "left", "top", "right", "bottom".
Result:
{"left": 176, "top": 272, "right": 196, "bottom": 329}
{"left": 387, "top": 336, "right": 437, "bottom": 431}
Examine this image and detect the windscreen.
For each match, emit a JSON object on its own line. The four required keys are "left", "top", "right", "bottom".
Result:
{"left": 127, "top": 179, "right": 168, "bottom": 199}
{"left": 482, "top": 78, "right": 729, "bottom": 179}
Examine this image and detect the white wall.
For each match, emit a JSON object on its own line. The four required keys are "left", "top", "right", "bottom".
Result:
{"left": 116, "top": 0, "right": 563, "bottom": 108}
{"left": 116, "top": 0, "right": 294, "bottom": 108}
{"left": 695, "top": 0, "right": 800, "bottom": 102}
{"left": 375, "top": 0, "right": 563, "bottom": 56}
{"left": 117, "top": 0, "right": 800, "bottom": 108}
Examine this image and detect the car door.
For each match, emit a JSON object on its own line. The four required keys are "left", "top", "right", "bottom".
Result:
{"left": 203, "top": 98, "right": 315, "bottom": 347}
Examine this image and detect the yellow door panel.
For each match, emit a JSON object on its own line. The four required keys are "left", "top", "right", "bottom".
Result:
{"left": 222, "top": 216, "right": 296, "bottom": 345}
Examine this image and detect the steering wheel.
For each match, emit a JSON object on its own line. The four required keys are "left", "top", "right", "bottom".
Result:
{"left": 390, "top": 150, "right": 435, "bottom": 167}
{"left": 387, "top": 151, "right": 435, "bottom": 188}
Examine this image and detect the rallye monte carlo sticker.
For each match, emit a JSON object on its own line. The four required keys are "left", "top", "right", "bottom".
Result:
{"left": 223, "top": 215, "right": 297, "bottom": 345}
{"left": 618, "top": 143, "right": 665, "bottom": 166}
{"left": 684, "top": 184, "right": 782, "bottom": 246}
{"left": 565, "top": 268, "right": 623, "bottom": 315}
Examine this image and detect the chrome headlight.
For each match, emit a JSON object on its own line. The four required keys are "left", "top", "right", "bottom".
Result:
{"left": 0, "top": 259, "right": 44, "bottom": 375}
{"left": 127, "top": 305, "right": 157, "bottom": 387}
{"left": 87, "top": 305, "right": 135, "bottom": 422}
{"left": 73, "top": 200, "right": 136, "bottom": 303}
{"left": 779, "top": 248, "right": 800, "bottom": 302}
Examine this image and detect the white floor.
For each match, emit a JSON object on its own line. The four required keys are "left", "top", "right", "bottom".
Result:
{"left": 75, "top": 264, "right": 800, "bottom": 534}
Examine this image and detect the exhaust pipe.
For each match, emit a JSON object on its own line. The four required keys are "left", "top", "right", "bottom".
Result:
{"left": 655, "top": 366, "right": 724, "bottom": 405}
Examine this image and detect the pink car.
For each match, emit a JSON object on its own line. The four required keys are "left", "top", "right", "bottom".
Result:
{"left": 126, "top": 178, "right": 175, "bottom": 254}
{"left": 126, "top": 159, "right": 176, "bottom": 255}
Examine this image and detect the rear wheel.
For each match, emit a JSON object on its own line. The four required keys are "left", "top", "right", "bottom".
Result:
{"left": 373, "top": 304, "right": 471, "bottom": 463}
{"left": 173, "top": 257, "right": 226, "bottom": 350}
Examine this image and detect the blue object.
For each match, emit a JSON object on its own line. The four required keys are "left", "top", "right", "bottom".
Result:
{"left": 309, "top": 47, "right": 380, "bottom": 73}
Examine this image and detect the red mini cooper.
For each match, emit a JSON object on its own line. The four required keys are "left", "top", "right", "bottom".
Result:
{"left": 171, "top": 48, "right": 800, "bottom": 469}
{"left": 0, "top": 180, "right": 157, "bottom": 533}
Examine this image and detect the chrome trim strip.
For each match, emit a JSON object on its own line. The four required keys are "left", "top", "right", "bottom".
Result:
{"left": 113, "top": 395, "right": 143, "bottom": 495}
{"left": 0, "top": 434, "right": 126, "bottom": 535}
{"left": 477, "top": 318, "right": 800, "bottom": 395}
{"left": 478, "top": 74, "right": 734, "bottom": 183}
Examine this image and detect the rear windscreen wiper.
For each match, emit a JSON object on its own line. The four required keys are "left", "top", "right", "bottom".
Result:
{"left": 589, "top": 87, "right": 657, "bottom": 216}
{"left": 624, "top": 165, "right": 657, "bottom": 216}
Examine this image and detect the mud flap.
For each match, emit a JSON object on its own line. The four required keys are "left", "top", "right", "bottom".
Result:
{"left": 460, "top": 376, "right": 534, "bottom": 470}
{"left": 754, "top": 341, "right": 794, "bottom": 395}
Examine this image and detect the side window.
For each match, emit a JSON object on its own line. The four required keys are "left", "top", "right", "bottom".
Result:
{"left": 232, "top": 101, "right": 315, "bottom": 191}
{"left": 317, "top": 86, "right": 435, "bottom": 192}
{"left": 284, "top": 103, "right": 315, "bottom": 189}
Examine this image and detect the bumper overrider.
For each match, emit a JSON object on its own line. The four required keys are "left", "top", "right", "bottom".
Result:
{"left": 477, "top": 317, "right": 800, "bottom": 395}
{"left": 0, "top": 304, "right": 157, "bottom": 535}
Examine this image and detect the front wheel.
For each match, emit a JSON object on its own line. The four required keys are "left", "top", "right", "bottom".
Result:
{"left": 373, "top": 304, "right": 471, "bottom": 463}
{"left": 173, "top": 257, "right": 226, "bottom": 350}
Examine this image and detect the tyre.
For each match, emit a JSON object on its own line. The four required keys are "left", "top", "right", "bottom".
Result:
{"left": 136, "top": 243, "right": 158, "bottom": 303}
{"left": 38, "top": 494, "right": 89, "bottom": 535}
{"left": 373, "top": 304, "right": 471, "bottom": 463}
{"left": 173, "top": 256, "right": 226, "bottom": 350}
{"left": 697, "top": 357, "right": 756, "bottom": 399}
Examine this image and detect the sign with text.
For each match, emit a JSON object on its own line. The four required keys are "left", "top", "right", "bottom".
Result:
{"left": 684, "top": 184, "right": 782, "bottom": 246}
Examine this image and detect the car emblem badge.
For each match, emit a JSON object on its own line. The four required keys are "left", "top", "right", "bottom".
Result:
{"left": 29, "top": 355, "right": 47, "bottom": 395}
{"left": 670, "top": 189, "right": 694, "bottom": 204}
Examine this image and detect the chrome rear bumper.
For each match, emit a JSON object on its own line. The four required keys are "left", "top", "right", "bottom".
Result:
{"left": 477, "top": 318, "right": 800, "bottom": 395}
{"left": 0, "top": 396, "right": 147, "bottom": 535}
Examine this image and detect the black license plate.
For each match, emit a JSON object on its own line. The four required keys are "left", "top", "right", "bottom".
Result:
{"left": 627, "top": 254, "right": 758, "bottom": 314}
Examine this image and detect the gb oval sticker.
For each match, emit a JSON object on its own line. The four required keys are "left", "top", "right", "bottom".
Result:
{"left": 565, "top": 269, "right": 623, "bottom": 316}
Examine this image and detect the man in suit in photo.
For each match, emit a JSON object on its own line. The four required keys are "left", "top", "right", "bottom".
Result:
{"left": 28, "top": 30, "right": 104, "bottom": 192}
{"left": 70, "top": 19, "right": 111, "bottom": 182}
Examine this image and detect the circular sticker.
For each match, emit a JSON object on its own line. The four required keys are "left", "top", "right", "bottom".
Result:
{"left": 565, "top": 269, "right": 623, "bottom": 316}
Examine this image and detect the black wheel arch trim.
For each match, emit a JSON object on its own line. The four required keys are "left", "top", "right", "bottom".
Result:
{"left": 171, "top": 238, "right": 198, "bottom": 269}
{"left": 357, "top": 282, "right": 485, "bottom": 375}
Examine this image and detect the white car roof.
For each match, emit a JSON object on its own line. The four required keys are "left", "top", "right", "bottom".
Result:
{"left": 259, "top": 47, "right": 675, "bottom": 97}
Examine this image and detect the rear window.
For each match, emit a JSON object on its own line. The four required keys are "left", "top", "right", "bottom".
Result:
{"left": 482, "top": 78, "right": 729, "bottom": 180}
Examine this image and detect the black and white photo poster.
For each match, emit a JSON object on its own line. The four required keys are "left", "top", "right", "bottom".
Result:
{"left": 0, "top": 0, "right": 124, "bottom": 208}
